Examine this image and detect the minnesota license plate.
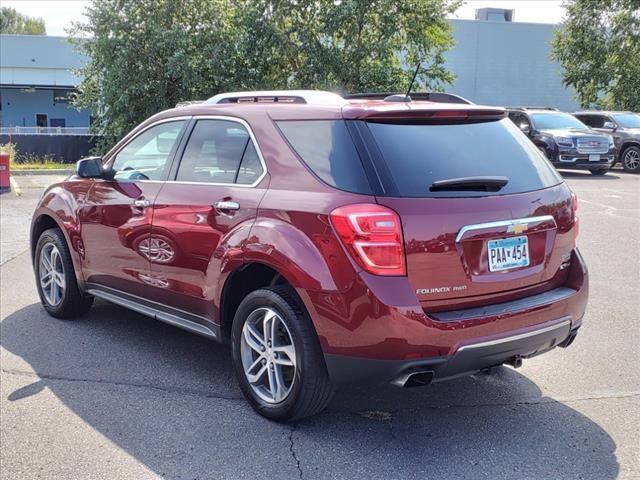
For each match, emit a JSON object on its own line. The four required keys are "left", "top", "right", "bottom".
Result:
{"left": 488, "top": 236, "right": 529, "bottom": 272}
{"left": 589, "top": 154, "right": 600, "bottom": 162}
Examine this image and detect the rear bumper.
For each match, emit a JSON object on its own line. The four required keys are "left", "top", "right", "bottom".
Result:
{"left": 325, "top": 317, "right": 578, "bottom": 385}
{"left": 316, "top": 248, "right": 588, "bottom": 385}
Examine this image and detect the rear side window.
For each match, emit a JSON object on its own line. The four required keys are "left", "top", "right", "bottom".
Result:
{"left": 277, "top": 120, "right": 372, "bottom": 194}
{"left": 575, "top": 115, "right": 606, "bottom": 128}
{"left": 176, "top": 119, "right": 264, "bottom": 185}
{"left": 367, "top": 119, "right": 562, "bottom": 198}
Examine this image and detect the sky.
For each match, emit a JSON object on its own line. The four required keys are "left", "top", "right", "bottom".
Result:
{"left": 3, "top": 0, "right": 567, "bottom": 37}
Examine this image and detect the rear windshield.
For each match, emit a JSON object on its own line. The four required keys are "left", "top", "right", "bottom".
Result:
{"left": 367, "top": 119, "right": 562, "bottom": 198}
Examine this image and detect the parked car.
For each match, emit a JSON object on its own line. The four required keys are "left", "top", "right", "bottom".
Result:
{"left": 31, "top": 90, "right": 588, "bottom": 421}
{"left": 507, "top": 107, "right": 616, "bottom": 175}
{"left": 572, "top": 111, "right": 640, "bottom": 173}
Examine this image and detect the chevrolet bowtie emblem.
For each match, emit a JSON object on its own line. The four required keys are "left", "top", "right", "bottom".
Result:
{"left": 508, "top": 223, "right": 528, "bottom": 235}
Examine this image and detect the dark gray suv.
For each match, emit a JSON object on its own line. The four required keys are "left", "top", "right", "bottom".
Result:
{"left": 573, "top": 111, "right": 640, "bottom": 173}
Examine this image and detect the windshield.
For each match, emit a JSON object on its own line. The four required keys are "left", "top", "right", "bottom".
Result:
{"left": 366, "top": 119, "right": 562, "bottom": 198}
{"left": 612, "top": 113, "right": 640, "bottom": 129}
{"left": 531, "top": 112, "right": 587, "bottom": 130}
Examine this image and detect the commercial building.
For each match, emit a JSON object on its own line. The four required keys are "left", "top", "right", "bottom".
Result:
{"left": 0, "top": 34, "right": 90, "bottom": 131}
{"left": 446, "top": 14, "right": 578, "bottom": 111}
{"left": 0, "top": 9, "right": 578, "bottom": 132}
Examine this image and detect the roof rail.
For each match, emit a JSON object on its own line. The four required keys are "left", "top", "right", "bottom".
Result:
{"left": 206, "top": 90, "right": 345, "bottom": 105}
{"left": 175, "top": 100, "right": 204, "bottom": 108}
{"left": 343, "top": 92, "right": 474, "bottom": 105}
{"left": 507, "top": 106, "right": 560, "bottom": 111}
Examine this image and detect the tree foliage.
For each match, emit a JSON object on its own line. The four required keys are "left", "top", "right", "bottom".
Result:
{"left": 0, "top": 6, "right": 46, "bottom": 35}
{"left": 552, "top": 0, "right": 640, "bottom": 111}
{"left": 70, "top": 0, "right": 460, "bottom": 151}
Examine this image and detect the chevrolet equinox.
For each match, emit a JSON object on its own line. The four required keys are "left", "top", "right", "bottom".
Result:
{"left": 31, "top": 90, "right": 588, "bottom": 421}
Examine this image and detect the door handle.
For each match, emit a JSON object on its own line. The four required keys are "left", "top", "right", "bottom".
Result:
{"left": 133, "top": 198, "right": 151, "bottom": 208}
{"left": 213, "top": 200, "right": 240, "bottom": 211}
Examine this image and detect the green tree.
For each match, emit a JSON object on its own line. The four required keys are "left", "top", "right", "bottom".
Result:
{"left": 70, "top": 0, "right": 244, "bottom": 151}
{"left": 71, "top": 0, "right": 460, "bottom": 152}
{"left": 238, "top": 0, "right": 460, "bottom": 92}
{"left": 0, "top": 6, "right": 46, "bottom": 34}
{"left": 552, "top": 0, "right": 640, "bottom": 111}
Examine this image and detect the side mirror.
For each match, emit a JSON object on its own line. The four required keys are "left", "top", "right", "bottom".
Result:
{"left": 76, "top": 156, "right": 105, "bottom": 178}
{"left": 519, "top": 123, "right": 531, "bottom": 135}
{"left": 603, "top": 121, "right": 616, "bottom": 131}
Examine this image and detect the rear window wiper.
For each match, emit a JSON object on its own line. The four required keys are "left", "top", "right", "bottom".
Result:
{"left": 429, "top": 176, "right": 509, "bottom": 192}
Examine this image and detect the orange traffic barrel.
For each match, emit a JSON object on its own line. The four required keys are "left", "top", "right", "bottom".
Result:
{"left": 0, "top": 152, "right": 10, "bottom": 193}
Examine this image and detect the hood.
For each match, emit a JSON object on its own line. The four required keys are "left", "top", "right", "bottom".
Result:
{"left": 540, "top": 128, "right": 609, "bottom": 138}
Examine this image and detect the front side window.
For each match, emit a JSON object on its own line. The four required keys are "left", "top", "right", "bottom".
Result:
{"left": 112, "top": 120, "right": 186, "bottom": 181}
{"left": 176, "top": 119, "right": 264, "bottom": 184}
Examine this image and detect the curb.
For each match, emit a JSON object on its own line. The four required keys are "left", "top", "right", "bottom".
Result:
{"left": 10, "top": 169, "right": 75, "bottom": 176}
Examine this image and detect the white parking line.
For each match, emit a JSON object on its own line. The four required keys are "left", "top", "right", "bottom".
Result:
{"left": 9, "top": 176, "right": 22, "bottom": 196}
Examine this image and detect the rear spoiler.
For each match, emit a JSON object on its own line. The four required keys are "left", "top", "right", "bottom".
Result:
{"left": 345, "top": 107, "right": 507, "bottom": 122}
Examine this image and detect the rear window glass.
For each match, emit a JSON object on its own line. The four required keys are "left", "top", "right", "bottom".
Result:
{"left": 367, "top": 119, "right": 562, "bottom": 198}
{"left": 276, "top": 120, "right": 372, "bottom": 194}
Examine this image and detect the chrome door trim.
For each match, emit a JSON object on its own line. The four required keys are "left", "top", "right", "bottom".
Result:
{"left": 455, "top": 215, "right": 556, "bottom": 243}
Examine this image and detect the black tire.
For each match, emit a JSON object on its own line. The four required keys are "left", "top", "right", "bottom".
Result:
{"left": 230, "top": 286, "right": 334, "bottom": 422}
{"left": 590, "top": 168, "right": 608, "bottom": 176}
{"left": 621, "top": 145, "right": 640, "bottom": 173}
{"left": 34, "top": 228, "right": 93, "bottom": 319}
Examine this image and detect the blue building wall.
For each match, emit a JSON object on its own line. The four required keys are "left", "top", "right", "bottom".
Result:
{"left": 0, "top": 88, "right": 90, "bottom": 127}
{"left": 0, "top": 34, "right": 91, "bottom": 128}
{"left": 444, "top": 20, "right": 579, "bottom": 111}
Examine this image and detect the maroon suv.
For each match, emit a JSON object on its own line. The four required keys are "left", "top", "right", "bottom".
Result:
{"left": 31, "top": 90, "right": 588, "bottom": 421}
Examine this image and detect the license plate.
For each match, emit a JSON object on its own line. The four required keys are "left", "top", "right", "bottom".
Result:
{"left": 488, "top": 236, "right": 529, "bottom": 272}
{"left": 589, "top": 154, "right": 600, "bottom": 162}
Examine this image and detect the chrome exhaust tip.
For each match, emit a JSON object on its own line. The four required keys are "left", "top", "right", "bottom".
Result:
{"left": 391, "top": 370, "right": 435, "bottom": 388}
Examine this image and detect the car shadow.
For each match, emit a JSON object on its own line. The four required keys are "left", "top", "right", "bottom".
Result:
{"left": 559, "top": 170, "right": 621, "bottom": 180}
{"left": 1, "top": 302, "right": 620, "bottom": 479}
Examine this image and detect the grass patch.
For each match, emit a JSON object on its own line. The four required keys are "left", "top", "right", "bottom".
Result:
{"left": 1, "top": 142, "right": 74, "bottom": 170}
{"left": 11, "top": 162, "right": 74, "bottom": 170}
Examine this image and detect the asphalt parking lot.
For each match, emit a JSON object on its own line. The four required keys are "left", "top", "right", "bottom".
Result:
{"left": 1, "top": 170, "right": 639, "bottom": 479}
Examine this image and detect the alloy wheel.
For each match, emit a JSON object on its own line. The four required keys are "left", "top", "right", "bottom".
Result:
{"left": 39, "top": 243, "right": 66, "bottom": 306}
{"left": 240, "top": 307, "right": 297, "bottom": 404}
{"left": 623, "top": 149, "right": 639, "bottom": 171}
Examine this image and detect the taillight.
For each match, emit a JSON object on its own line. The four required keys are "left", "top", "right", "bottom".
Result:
{"left": 571, "top": 192, "right": 579, "bottom": 244}
{"left": 330, "top": 204, "right": 406, "bottom": 276}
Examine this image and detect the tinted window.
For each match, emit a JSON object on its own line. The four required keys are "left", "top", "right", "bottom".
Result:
{"left": 508, "top": 112, "right": 531, "bottom": 130}
{"left": 367, "top": 119, "right": 562, "bottom": 198}
{"left": 236, "top": 142, "right": 263, "bottom": 185}
{"left": 177, "top": 120, "right": 263, "bottom": 184}
{"left": 277, "top": 120, "right": 372, "bottom": 194}
{"left": 576, "top": 115, "right": 606, "bottom": 128}
{"left": 612, "top": 113, "right": 640, "bottom": 128}
{"left": 530, "top": 112, "right": 586, "bottom": 130}
{"left": 112, "top": 120, "right": 185, "bottom": 181}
